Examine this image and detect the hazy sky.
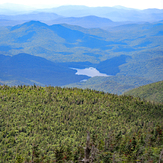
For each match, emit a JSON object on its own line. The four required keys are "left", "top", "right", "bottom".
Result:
{"left": 0, "top": 0, "right": 163, "bottom": 9}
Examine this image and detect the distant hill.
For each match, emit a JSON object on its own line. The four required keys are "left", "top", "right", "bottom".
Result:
{"left": 124, "top": 81, "right": 163, "bottom": 103}
{"left": 0, "top": 14, "right": 115, "bottom": 28}
{"left": 64, "top": 75, "right": 153, "bottom": 95}
{"left": 0, "top": 53, "right": 89, "bottom": 86}
{"left": 96, "top": 55, "right": 131, "bottom": 75}
{"left": 50, "top": 15, "right": 115, "bottom": 28}
{"left": 0, "top": 12, "right": 62, "bottom": 26}
{"left": 0, "top": 20, "right": 114, "bottom": 58}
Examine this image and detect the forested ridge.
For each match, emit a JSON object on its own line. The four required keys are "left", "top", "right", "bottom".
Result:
{"left": 0, "top": 85, "right": 163, "bottom": 162}
{"left": 125, "top": 80, "right": 163, "bottom": 103}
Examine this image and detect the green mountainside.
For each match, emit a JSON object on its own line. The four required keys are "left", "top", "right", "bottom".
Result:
{"left": 124, "top": 80, "right": 163, "bottom": 103}
{"left": 64, "top": 75, "right": 154, "bottom": 95}
{"left": 0, "top": 85, "right": 163, "bottom": 162}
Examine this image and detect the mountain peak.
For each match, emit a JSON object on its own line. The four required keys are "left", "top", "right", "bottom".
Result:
{"left": 23, "top": 20, "right": 47, "bottom": 26}
{"left": 82, "top": 15, "right": 113, "bottom": 22}
{"left": 113, "top": 5, "right": 136, "bottom": 10}
{"left": 10, "top": 20, "right": 48, "bottom": 31}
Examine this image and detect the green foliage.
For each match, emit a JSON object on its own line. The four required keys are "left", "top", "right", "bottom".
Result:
{"left": 125, "top": 80, "right": 163, "bottom": 103}
{"left": 15, "top": 154, "right": 24, "bottom": 163}
{"left": 54, "top": 145, "right": 64, "bottom": 163}
{"left": 65, "top": 75, "right": 153, "bottom": 95}
{"left": 0, "top": 85, "right": 163, "bottom": 162}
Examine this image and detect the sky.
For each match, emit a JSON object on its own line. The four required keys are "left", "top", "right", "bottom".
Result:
{"left": 0, "top": 0, "right": 163, "bottom": 9}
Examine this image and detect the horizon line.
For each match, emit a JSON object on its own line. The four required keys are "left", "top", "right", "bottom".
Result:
{"left": 0, "top": 3, "right": 163, "bottom": 10}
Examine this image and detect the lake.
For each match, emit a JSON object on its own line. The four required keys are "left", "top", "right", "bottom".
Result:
{"left": 71, "top": 67, "right": 109, "bottom": 77}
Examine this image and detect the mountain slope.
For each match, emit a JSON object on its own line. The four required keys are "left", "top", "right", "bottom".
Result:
{"left": 124, "top": 80, "right": 163, "bottom": 103}
{"left": 0, "top": 12, "right": 62, "bottom": 26}
{"left": 0, "top": 53, "right": 89, "bottom": 86}
{"left": 50, "top": 15, "right": 115, "bottom": 28}
{"left": 119, "top": 56, "right": 163, "bottom": 82}
{"left": 0, "top": 86, "right": 163, "bottom": 162}
{"left": 96, "top": 55, "right": 131, "bottom": 75}
{"left": 0, "top": 20, "right": 115, "bottom": 62}
{"left": 64, "top": 75, "right": 154, "bottom": 95}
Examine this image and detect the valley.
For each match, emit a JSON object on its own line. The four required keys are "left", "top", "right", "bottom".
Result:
{"left": 0, "top": 4, "right": 163, "bottom": 162}
{"left": 0, "top": 16, "right": 162, "bottom": 94}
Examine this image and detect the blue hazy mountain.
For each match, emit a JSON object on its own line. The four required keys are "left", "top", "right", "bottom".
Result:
{"left": 51, "top": 15, "right": 115, "bottom": 28}
{"left": 0, "top": 3, "right": 61, "bottom": 26}
{"left": 0, "top": 20, "right": 162, "bottom": 62}
{"left": 96, "top": 55, "right": 131, "bottom": 75}
{"left": 42, "top": 5, "right": 163, "bottom": 22}
{"left": 0, "top": 12, "right": 62, "bottom": 26}
{"left": 4, "top": 20, "right": 122, "bottom": 51}
{"left": 0, "top": 20, "right": 162, "bottom": 94}
{"left": 0, "top": 53, "right": 89, "bottom": 86}
{"left": 0, "top": 4, "right": 163, "bottom": 27}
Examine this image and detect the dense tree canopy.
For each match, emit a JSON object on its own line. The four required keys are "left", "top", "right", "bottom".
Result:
{"left": 0, "top": 85, "right": 163, "bottom": 162}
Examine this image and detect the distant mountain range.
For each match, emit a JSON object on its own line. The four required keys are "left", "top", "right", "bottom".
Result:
{"left": 46, "top": 5, "right": 163, "bottom": 22}
{"left": 0, "top": 20, "right": 162, "bottom": 94}
{"left": 0, "top": 5, "right": 163, "bottom": 94}
{"left": 0, "top": 12, "right": 62, "bottom": 26}
{"left": 0, "top": 4, "right": 163, "bottom": 27}
{"left": 47, "top": 15, "right": 116, "bottom": 28}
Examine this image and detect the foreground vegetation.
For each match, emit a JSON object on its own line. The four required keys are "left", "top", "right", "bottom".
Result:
{"left": 125, "top": 80, "right": 163, "bottom": 103}
{"left": 0, "top": 85, "right": 163, "bottom": 162}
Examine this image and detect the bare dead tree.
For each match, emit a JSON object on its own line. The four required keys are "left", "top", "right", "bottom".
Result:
{"left": 159, "top": 149, "right": 163, "bottom": 163}
{"left": 89, "top": 145, "right": 99, "bottom": 163}
{"left": 85, "top": 131, "right": 91, "bottom": 163}
{"left": 79, "top": 131, "right": 99, "bottom": 163}
{"left": 80, "top": 131, "right": 91, "bottom": 163}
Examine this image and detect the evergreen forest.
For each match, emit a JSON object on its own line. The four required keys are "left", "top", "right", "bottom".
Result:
{"left": 125, "top": 81, "right": 163, "bottom": 103}
{"left": 0, "top": 85, "right": 163, "bottom": 162}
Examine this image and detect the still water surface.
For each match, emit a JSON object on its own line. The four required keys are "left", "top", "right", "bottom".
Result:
{"left": 71, "top": 67, "right": 109, "bottom": 77}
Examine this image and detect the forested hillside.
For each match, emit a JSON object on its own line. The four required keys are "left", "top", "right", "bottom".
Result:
{"left": 65, "top": 75, "right": 153, "bottom": 95}
{"left": 0, "top": 85, "right": 163, "bottom": 162}
{"left": 125, "top": 80, "right": 163, "bottom": 103}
